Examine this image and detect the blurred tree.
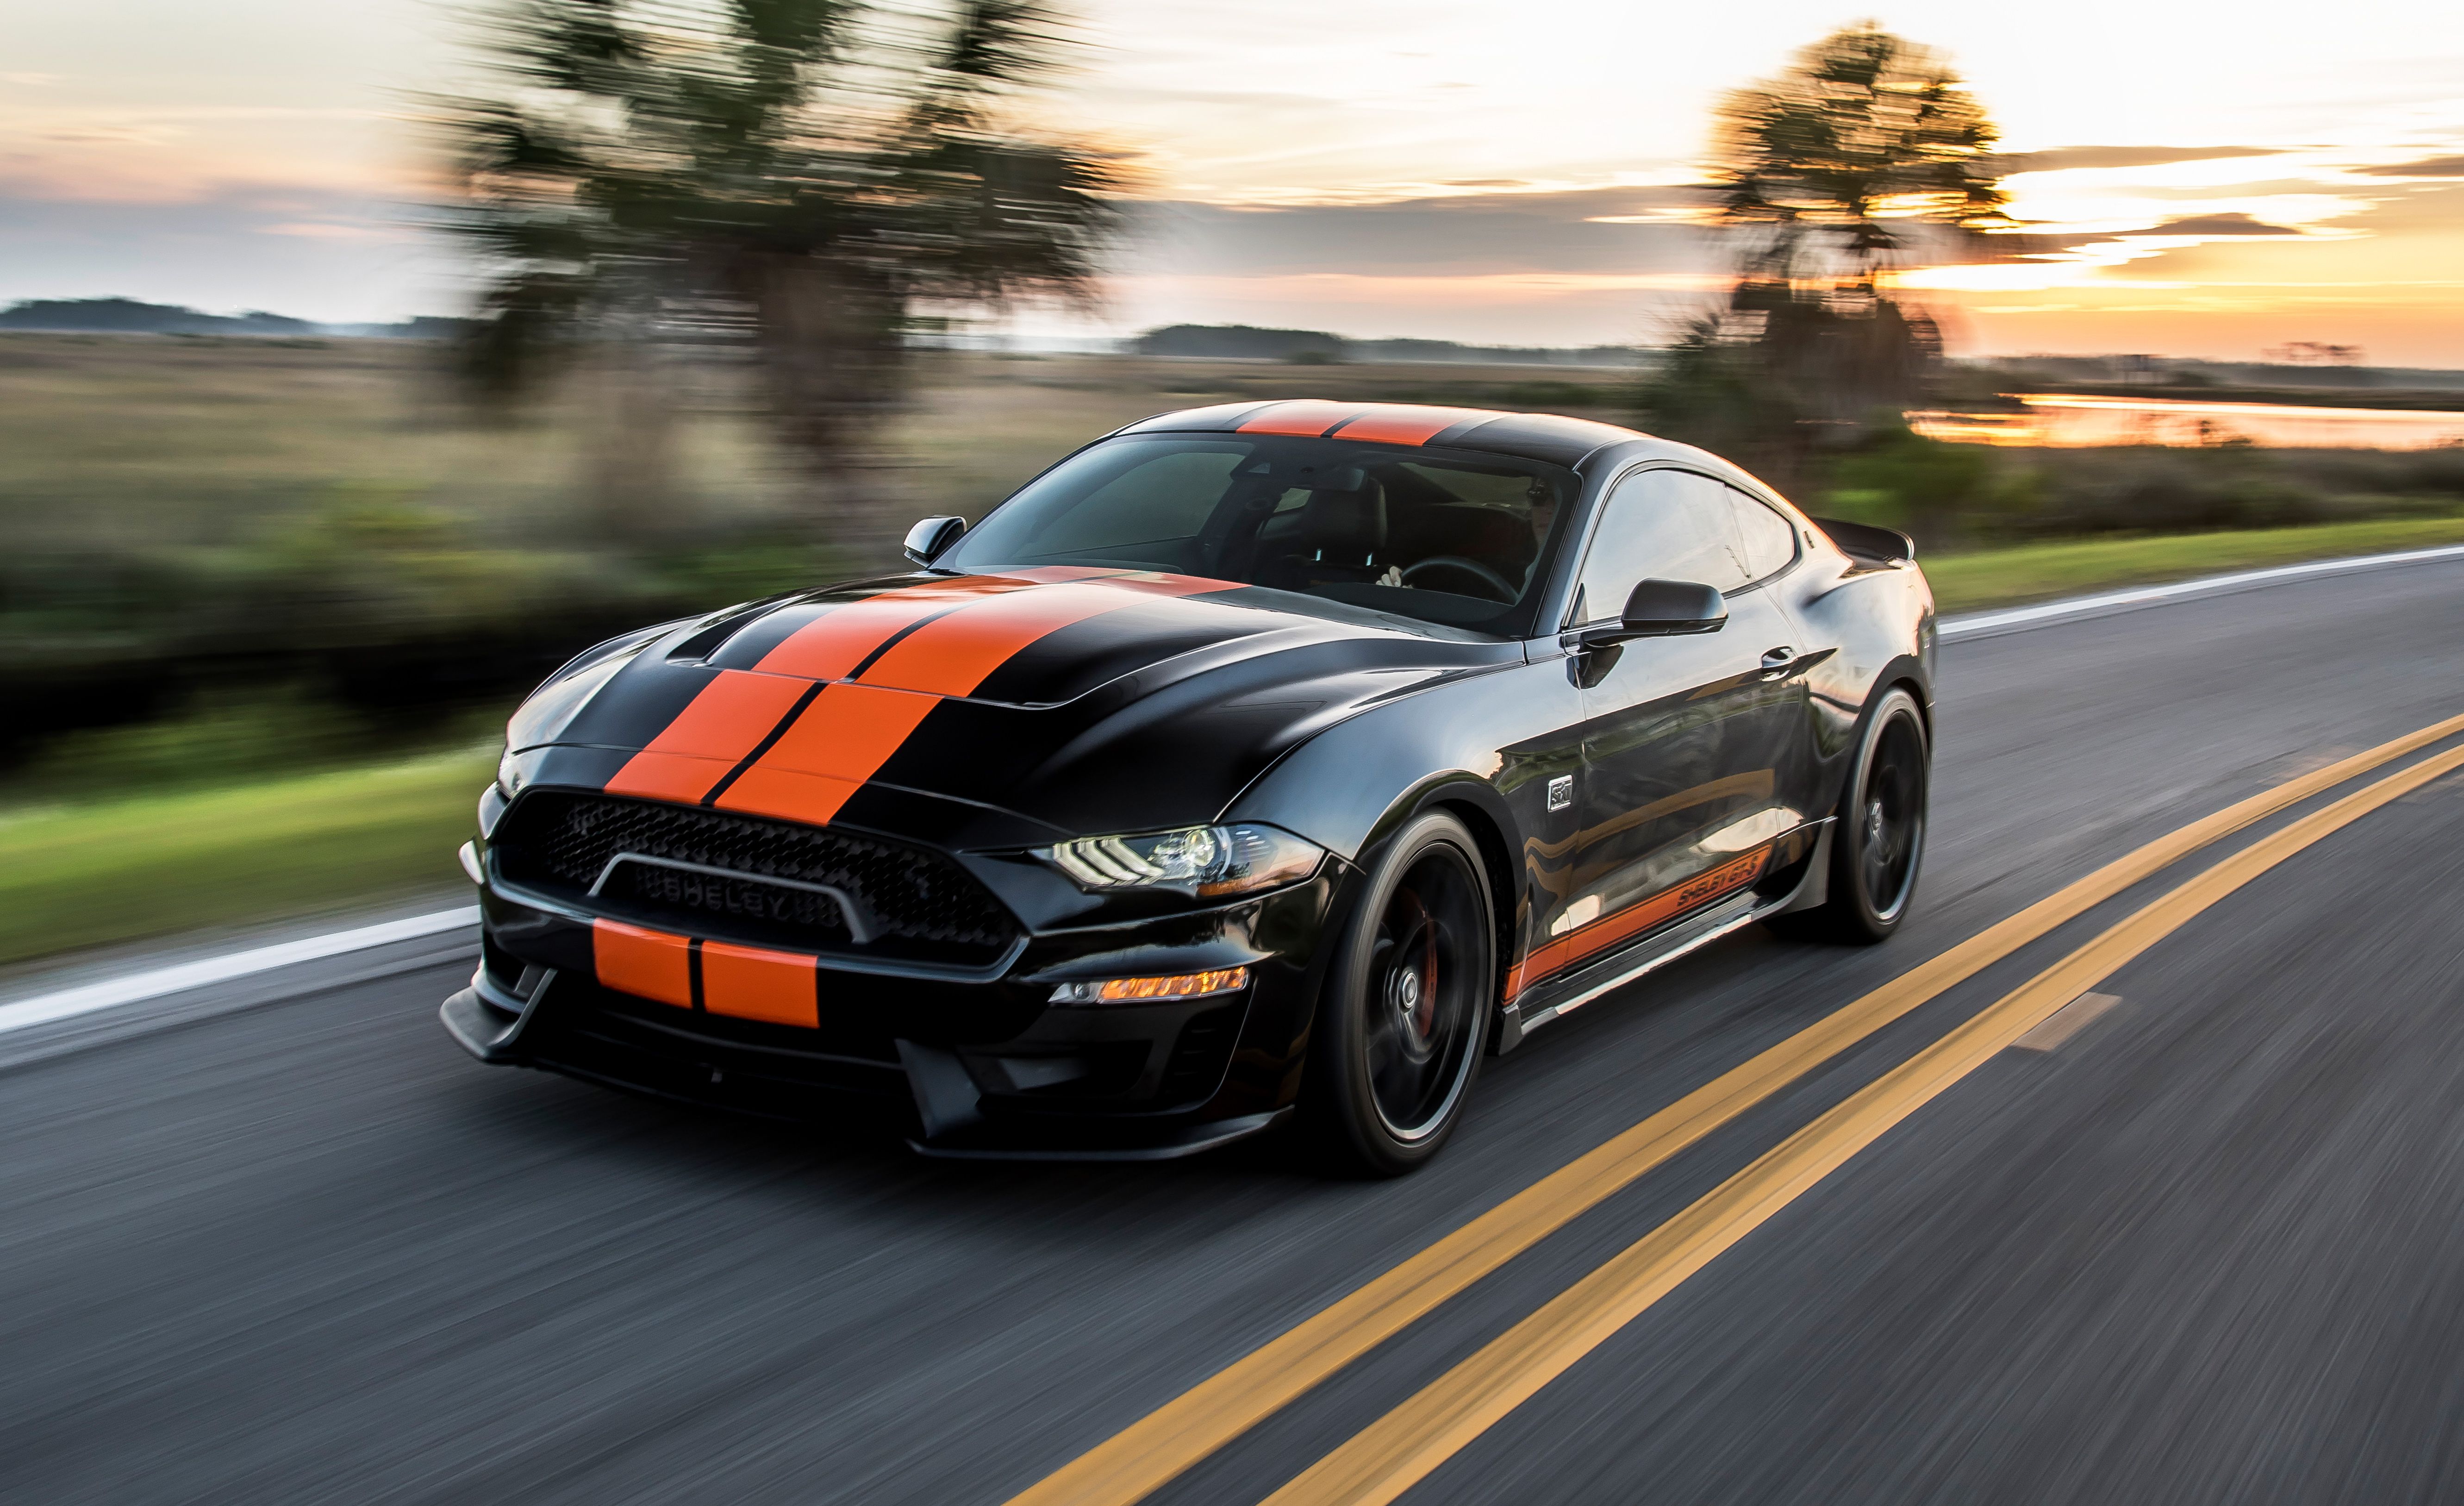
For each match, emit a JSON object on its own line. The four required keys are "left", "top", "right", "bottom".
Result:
{"left": 440, "top": 0, "right": 1121, "bottom": 550}
{"left": 1709, "top": 23, "right": 2007, "bottom": 283}
{"left": 1641, "top": 25, "right": 2007, "bottom": 497}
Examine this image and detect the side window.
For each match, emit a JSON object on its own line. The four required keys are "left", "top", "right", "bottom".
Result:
{"left": 1572, "top": 469, "right": 1751, "bottom": 621}
{"left": 1725, "top": 486, "right": 1800, "bottom": 582}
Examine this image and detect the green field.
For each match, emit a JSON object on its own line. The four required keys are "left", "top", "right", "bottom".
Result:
{"left": 7, "top": 512, "right": 2458, "bottom": 969}
{"left": 1923, "top": 513, "right": 2464, "bottom": 612}
{"left": 0, "top": 749, "right": 492, "bottom": 968}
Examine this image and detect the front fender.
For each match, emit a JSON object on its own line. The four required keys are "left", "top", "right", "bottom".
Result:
{"left": 1221, "top": 659, "right": 1566, "bottom": 865}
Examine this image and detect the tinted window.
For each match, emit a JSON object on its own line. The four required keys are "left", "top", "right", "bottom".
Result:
{"left": 1726, "top": 486, "right": 1800, "bottom": 582}
{"left": 1573, "top": 469, "right": 1753, "bottom": 619}
{"left": 1001, "top": 442, "right": 1244, "bottom": 554}
{"left": 940, "top": 434, "right": 1578, "bottom": 638}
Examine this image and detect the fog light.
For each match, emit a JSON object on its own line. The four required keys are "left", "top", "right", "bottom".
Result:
{"left": 1048, "top": 966, "right": 1250, "bottom": 1006}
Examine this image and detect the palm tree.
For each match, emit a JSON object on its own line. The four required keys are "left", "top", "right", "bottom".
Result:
{"left": 1709, "top": 23, "right": 2008, "bottom": 285}
{"left": 440, "top": 0, "right": 1121, "bottom": 547}
{"left": 1642, "top": 25, "right": 2008, "bottom": 487}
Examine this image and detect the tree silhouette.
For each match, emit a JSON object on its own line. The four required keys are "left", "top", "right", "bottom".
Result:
{"left": 439, "top": 0, "right": 1121, "bottom": 543}
{"left": 1710, "top": 23, "right": 2007, "bottom": 283}
{"left": 1642, "top": 25, "right": 2008, "bottom": 493}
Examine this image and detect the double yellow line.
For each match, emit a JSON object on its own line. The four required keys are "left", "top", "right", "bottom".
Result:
{"left": 1009, "top": 711, "right": 2464, "bottom": 1506}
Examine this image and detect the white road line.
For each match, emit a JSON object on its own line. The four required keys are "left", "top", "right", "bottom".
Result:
{"left": 0, "top": 908, "right": 480, "bottom": 1035}
{"left": 1937, "top": 543, "right": 2464, "bottom": 638}
{"left": 8, "top": 539, "right": 2461, "bottom": 1038}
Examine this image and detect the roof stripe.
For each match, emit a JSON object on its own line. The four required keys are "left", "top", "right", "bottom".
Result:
{"left": 1330, "top": 405, "right": 1495, "bottom": 446}
{"left": 1236, "top": 400, "right": 1361, "bottom": 437}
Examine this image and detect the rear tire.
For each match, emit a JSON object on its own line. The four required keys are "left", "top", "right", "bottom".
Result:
{"left": 1769, "top": 686, "right": 1929, "bottom": 945}
{"left": 1300, "top": 811, "right": 1494, "bottom": 1176}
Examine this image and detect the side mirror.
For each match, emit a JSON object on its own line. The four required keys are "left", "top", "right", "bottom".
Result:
{"left": 1573, "top": 578, "right": 1728, "bottom": 648}
{"left": 903, "top": 515, "right": 965, "bottom": 567}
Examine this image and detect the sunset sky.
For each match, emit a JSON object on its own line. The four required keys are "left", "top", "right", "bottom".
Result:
{"left": 6, "top": 0, "right": 2464, "bottom": 361}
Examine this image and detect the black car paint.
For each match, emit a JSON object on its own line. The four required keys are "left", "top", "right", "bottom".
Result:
{"left": 446, "top": 407, "right": 1934, "bottom": 1158}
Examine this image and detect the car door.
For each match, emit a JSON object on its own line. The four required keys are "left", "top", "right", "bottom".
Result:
{"left": 1561, "top": 466, "right": 1819, "bottom": 959}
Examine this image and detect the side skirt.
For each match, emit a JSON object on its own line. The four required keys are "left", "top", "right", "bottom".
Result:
{"left": 1494, "top": 893, "right": 1779, "bottom": 1052}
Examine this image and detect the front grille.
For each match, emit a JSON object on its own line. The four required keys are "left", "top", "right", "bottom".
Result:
{"left": 493, "top": 791, "right": 1021, "bottom": 967}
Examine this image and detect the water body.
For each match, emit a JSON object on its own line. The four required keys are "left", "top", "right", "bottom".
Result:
{"left": 1912, "top": 394, "right": 2464, "bottom": 450}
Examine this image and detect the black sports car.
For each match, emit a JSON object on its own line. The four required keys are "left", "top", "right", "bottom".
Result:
{"left": 443, "top": 400, "right": 1934, "bottom": 1172}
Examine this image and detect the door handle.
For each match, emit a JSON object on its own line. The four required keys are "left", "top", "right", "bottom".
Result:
{"left": 1758, "top": 644, "right": 1834, "bottom": 681}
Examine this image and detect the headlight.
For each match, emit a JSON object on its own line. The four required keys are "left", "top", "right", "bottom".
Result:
{"left": 1039, "top": 823, "right": 1322, "bottom": 898}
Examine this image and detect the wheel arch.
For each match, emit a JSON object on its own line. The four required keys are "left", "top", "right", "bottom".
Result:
{"left": 1322, "top": 775, "right": 1523, "bottom": 1041}
{"left": 1825, "top": 652, "right": 1933, "bottom": 812}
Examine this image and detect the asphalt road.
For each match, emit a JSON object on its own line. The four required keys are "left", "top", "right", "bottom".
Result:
{"left": 6, "top": 561, "right": 2464, "bottom": 1506}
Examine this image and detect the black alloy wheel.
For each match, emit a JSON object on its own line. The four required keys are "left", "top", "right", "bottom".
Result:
{"left": 1302, "top": 810, "right": 1495, "bottom": 1175}
{"left": 1770, "top": 685, "right": 1930, "bottom": 944}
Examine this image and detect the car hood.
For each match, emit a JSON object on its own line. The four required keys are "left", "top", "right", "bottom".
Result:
{"left": 507, "top": 568, "right": 1519, "bottom": 846}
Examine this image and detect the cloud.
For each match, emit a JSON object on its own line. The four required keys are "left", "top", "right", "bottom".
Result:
{"left": 0, "top": 187, "right": 460, "bottom": 322}
{"left": 1119, "top": 186, "right": 1718, "bottom": 279}
{"left": 2353, "top": 154, "right": 2464, "bottom": 178}
{"left": 1992, "top": 145, "right": 2288, "bottom": 175}
{"left": 259, "top": 220, "right": 405, "bottom": 241}
{"left": 2141, "top": 212, "right": 2308, "bottom": 237}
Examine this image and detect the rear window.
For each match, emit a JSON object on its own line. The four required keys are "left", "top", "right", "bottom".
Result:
{"left": 941, "top": 434, "right": 1579, "bottom": 638}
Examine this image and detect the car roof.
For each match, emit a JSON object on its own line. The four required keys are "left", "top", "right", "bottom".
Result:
{"left": 1113, "top": 400, "right": 1659, "bottom": 470}
{"left": 1110, "top": 399, "right": 1798, "bottom": 506}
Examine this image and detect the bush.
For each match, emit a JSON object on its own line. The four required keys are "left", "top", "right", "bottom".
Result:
{"left": 1815, "top": 431, "right": 2464, "bottom": 550}
{"left": 1823, "top": 426, "right": 2007, "bottom": 540}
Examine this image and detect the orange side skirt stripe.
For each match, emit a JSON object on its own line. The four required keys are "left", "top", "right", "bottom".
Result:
{"left": 1506, "top": 849, "right": 1771, "bottom": 1000}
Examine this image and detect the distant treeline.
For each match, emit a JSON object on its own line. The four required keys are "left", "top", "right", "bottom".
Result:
{"left": 0, "top": 298, "right": 467, "bottom": 340}
{"left": 1976, "top": 351, "right": 2464, "bottom": 393}
{"left": 1133, "top": 324, "right": 1645, "bottom": 368}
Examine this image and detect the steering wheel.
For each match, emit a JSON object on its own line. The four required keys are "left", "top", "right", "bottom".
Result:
{"left": 1400, "top": 556, "right": 1519, "bottom": 604}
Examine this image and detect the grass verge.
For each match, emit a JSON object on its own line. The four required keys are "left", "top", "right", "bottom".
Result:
{"left": 0, "top": 748, "right": 492, "bottom": 969}
{"left": 8, "top": 511, "right": 2464, "bottom": 971}
{"left": 1925, "top": 512, "right": 2464, "bottom": 614}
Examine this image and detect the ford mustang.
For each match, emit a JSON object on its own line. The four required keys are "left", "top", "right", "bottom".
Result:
{"left": 442, "top": 400, "right": 1933, "bottom": 1173}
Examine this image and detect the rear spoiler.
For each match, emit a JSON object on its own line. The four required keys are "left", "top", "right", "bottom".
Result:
{"left": 1810, "top": 516, "right": 1915, "bottom": 566}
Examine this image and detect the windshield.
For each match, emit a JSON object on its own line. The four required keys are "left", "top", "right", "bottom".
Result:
{"left": 938, "top": 434, "right": 1578, "bottom": 637}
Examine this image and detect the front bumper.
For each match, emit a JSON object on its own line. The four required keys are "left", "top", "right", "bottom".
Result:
{"left": 446, "top": 857, "right": 1346, "bottom": 1160}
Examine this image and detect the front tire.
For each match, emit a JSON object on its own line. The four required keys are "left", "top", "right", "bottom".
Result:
{"left": 1770, "top": 685, "right": 1929, "bottom": 944}
{"left": 1301, "top": 810, "right": 1495, "bottom": 1176}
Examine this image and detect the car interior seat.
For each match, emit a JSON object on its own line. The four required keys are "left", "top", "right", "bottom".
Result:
{"left": 1270, "top": 470, "right": 1386, "bottom": 588}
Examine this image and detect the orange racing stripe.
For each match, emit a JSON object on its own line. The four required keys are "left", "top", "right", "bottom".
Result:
{"left": 718, "top": 575, "right": 1235, "bottom": 823}
{"left": 1329, "top": 406, "right": 1492, "bottom": 446}
{"left": 1237, "top": 401, "right": 1361, "bottom": 437}
{"left": 855, "top": 576, "right": 1229, "bottom": 696}
{"left": 592, "top": 919, "right": 694, "bottom": 1009}
{"left": 700, "top": 941, "right": 820, "bottom": 1027}
{"left": 610, "top": 575, "right": 1103, "bottom": 804}
{"left": 753, "top": 575, "right": 1028, "bottom": 680}
{"left": 603, "top": 669, "right": 816, "bottom": 806}
{"left": 1505, "top": 848, "right": 1770, "bottom": 1000}
{"left": 713, "top": 681, "right": 941, "bottom": 826}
